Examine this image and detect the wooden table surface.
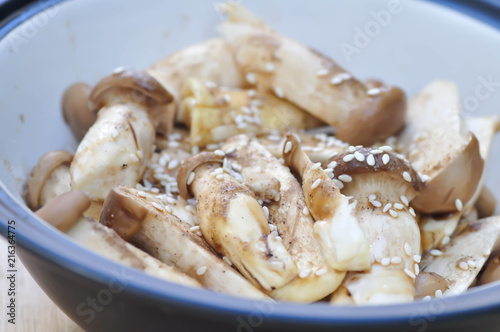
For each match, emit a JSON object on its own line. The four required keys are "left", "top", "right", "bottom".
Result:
{"left": 0, "top": 237, "right": 83, "bottom": 332}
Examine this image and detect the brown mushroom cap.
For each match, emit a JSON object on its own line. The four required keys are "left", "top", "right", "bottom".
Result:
{"left": 415, "top": 271, "right": 448, "bottom": 298}
{"left": 336, "top": 86, "right": 407, "bottom": 146}
{"left": 100, "top": 186, "right": 149, "bottom": 241}
{"left": 177, "top": 152, "right": 224, "bottom": 200}
{"left": 479, "top": 255, "right": 500, "bottom": 285}
{"left": 26, "top": 151, "right": 74, "bottom": 210}
{"left": 411, "top": 134, "right": 484, "bottom": 213}
{"left": 327, "top": 148, "right": 423, "bottom": 192}
{"left": 62, "top": 83, "right": 95, "bottom": 141}
{"left": 89, "top": 70, "right": 174, "bottom": 135}
{"left": 36, "top": 191, "right": 91, "bottom": 232}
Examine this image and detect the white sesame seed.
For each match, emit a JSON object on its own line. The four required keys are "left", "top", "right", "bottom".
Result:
{"left": 354, "top": 151, "right": 365, "bottom": 162}
{"left": 441, "top": 236, "right": 451, "bottom": 246}
{"left": 246, "top": 72, "right": 257, "bottom": 84}
{"left": 338, "top": 174, "right": 352, "bottom": 183}
{"left": 381, "top": 258, "right": 391, "bottom": 266}
{"left": 191, "top": 145, "right": 200, "bottom": 155}
{"left": 190, "top": 226, "right": 200, "bottom": 232}
{"left": 150, "top": 188, "right": 160, "bottom": 194}
{"left": 223, "top": 256, "right": 232, "bottom": 266}
{"left": 403, "top": 172, "right": 412, "bottom": 183}
{"left": 400, "top": 195, "right": 409, "bottom": 207}
{"left": 187, "top": 172, "right": 196, "bottom": 185}
{"left": 130, "top": 153, "right": 139, "bottom": 163}
{"left": 265, "top": 62, "right": 275, "bottom": 72}
{"left": 216, "top": 174, "right": 224, "bottom": 181}
{"left": 371, "top": 200, "right": 382, "bottom": 208}
{"left": 435, "top": 289, "right": 443, "bottom": 298}
{"left": 404, "top": 268, "right": 416, "bottom": 279}
{"left": 414, "top": 255, "right": 421, "bottom": 263}
{"left": 152, "top": 202, "right": 164, "bottom": 212}
{"left": 164, "top": 204, "right": 173, "bottom": 213}
{"left": 299, "top": 269, "right": 311, "bottom": 279}
{"left": 232, "top": 163, "right": 242, "bottom": 172}
{"left": 284, "top": 141, "right": 293, "bottom": 154}
{"left": 223, "top": 94, "right": 231, "bottom": 103}
{"left": 111, "top": 128, "right": 119, "bottom": 138}
{"left": 316, "top": 69, "right": 329, "bottom": 77}
{"left": 327, "top": 161, "right": 338, "bottom": 169}
{"left": 404, "top": 243, "right": 412, "bottom": 256}
{"left": 311, "top": 179, "right": 322, "bottom": 189}
{"left": 455, "top": 198, "right": 463, "bottom": 212}
{"left": 311, "top": 162, "right": 321, "bottom": 170}
{"left": 369, "top": 194, "right": 377, "bottom": 201}
{"left": 382, "top": 154, "right": 390, "bottom": 165}
{"left": 394, "top": 203, "right": 405, "bottom": 210}
{"left": 214, "top": 149, "right": 225, "bottom": 157}
{"left": 458, "top": 262, "right": 469, "bottom": 270}
{"left": 391, "top": 256, "right": 402, "bottom": 264}
{"left": 467, "top": 260, "right": 477, "bottom": 268}
{"left": 247, "top": 89, "right": 256, "bottom": 97}
{"left": 380, "top": 145, "right": 393, "bottom": 152}
{"left": 212, "top": 168, "right": 224, "bottom": 175}
{"left": 315, "top": 268, "right": 328, "bottom": 276}
{"left": 430, "top": 249, "right": 443, "bottom": 256}
{"left": 263, "top": 206, "right": 269, "bottom": 219}
{"left": 167, "top": 159, "right": 179, "bottom": 170}
{"left": 274, "top": 86, "right": 285, "bottom": 99}
{"left": 423, "top": 296, "right": 432, "bottom": 301}
{"left": 113, "top": 66, "right": 125, "bottom": 74}
{"left": 333, "top": 179, "right": 344, "bottom": 189}
{"left": 383, "top": 203, "right": 392, "bottom": 213}
{"left": 389, "top": 209, "right": 398, "bottom": 218}
{"left": 330, "top": 73, "right": 351, "bottom": 85}
{"left": 303, "top": 207, "right": 309, "bottom": 216}
{"left": 343, "top": 154, "right": 355, "bottom": 162}
{"left": 196, "top": 266, "right": 207, "bottom": 276}
{"left": 414, "top": 264, "right": 420, "bottom": 276}
{"left": 346, "top": 146, "right": 356, "bottom": 153}
{"left": 409, "top": 207, "right": 416, "bottom": 217}
{"left": 367, "top": 154, "right": 375, "bottom": 166}
{"left": 167, "top": 141, "right": 180, "bottom": 148}
{"left": 225, "top": 146, "right": 236, "bottom": 154}
{"left": 367, "top": 88, "right": 382, "bottom": 96}
{"left": 270, "top": 230, "right": 279, "bottom": 238}
{"left": 138, "top": 191, "right": 147, "bottom": 198}
{"left": 371, "top": 149, "right": 383, "bottom": 154}
{"left": 324, "top": 168, "right": 334, "bottom": 175}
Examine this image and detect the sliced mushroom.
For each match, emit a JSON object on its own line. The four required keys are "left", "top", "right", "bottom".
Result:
{"left": 62, "top": 83, "right": 95, "bottom": 141}
{"left": 36, "top": 191, "right": 201, "bottom": 288}
{"left": 218, "top": 4, "right": 407, "bottom": 145}
{"left": 325, "top": 147, "right": 423, "bottom": 304}
{"left": 419, "top": 212, "right": 461, "bottom": 253}
{"left": 479, "top": 255, "right": 500, "bottom": 285}
{"left": 177, "top": 152, "right": 298, "bottom": 291}
{"left": 398, "top": 80, "right": 484, "bottom": 213}
{"left": 282, "top": 134, "right": 370, "bottom": 271}
{"left": 222, "top": 135, "right": 345, "bottom": 302}
{"left": 421, "top": 216, "right": 500, "bottom": 295}
{"left": 414, "top": 272, "right": 448, "bottom": 298}
{"left": 147, "top": 38, "right": 243, "bottom": 104}
{"left": 177, "top": 78, "right": 323, "bottom": 147}
{"left": 70, "top": 71, "right": 173, "bottom": 202}
{"left": 26, "top": 150, "right": 73, "bottom": 210}
{"left": 476, "top": 187, "right": 497, "bottom": 219}
{"left": 101, "top": 186, "right": 268, "bottom": 299}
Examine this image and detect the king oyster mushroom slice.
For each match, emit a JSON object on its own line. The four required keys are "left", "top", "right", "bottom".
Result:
{"left": 326, "top": 148, "right": 423, "bottom": 304}
{"left": 479, "top": 254, "right": 500, "bottom": 285}
{"left": 36, "top": 191, "right": 201, "bottom": 288}
{"left": 218, "top": 3, "right": 407, "bottom": 146}
{"left": 420, "top": 212, "right": 462, "bottom": 253}
{"left": 476, "top": 187, "right": 497, "bottom": 219}
{"left": 421, "top": 216, "right": 500, "bottom": 296}
{"left": 70, "top": 71, "right": 174, "bottom": 203}
{"left": 177, "top": 151, "right": 298, "bottom": 291}
{"left": 100, "top": 185, "right": 268, "bottom": 299}
{"left": 26, "top": 150, "right": 73, "bottom": 210}
{"left": 282, "top": 134, "right": 370, "bottom": 272}
{"left": 221, "top": 135, "right": 345, "bottom": 302}
{"left": 398, "top": 80, "right": 484, "bottom": 213}
{"left": 147, "top": 38, "right": 243, "bottom": 104}
{"left": 62, "top": 83, "right": 95, "bottom": 141}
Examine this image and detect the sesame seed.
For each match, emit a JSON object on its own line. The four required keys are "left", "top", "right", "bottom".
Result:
{"left": 246, "top": 72, "right": 257, "bottom": 84}
{"left": 441, "top": 236, "right": 451, "bottom": 246}
{"left": 381, "top": 258, "right": 391, "bottom": 266}
{"left": 367, "top": 88, "right": 382, "bottom": 96}
{"left": 414, "top": 264, "right": 420, "bottom": 276}
{"left": 152, "top": 202, "right": 164, "bottom": 212}
{"left": 371, "top": 200, "right": 382, "bottom": 208}
{"left": 430, "top": 249, "right": 443, "bottom": 256}
{"left": 333, "top": 179, "right": 344, "bottom": 189}
{"left": 316, "top": 69, "right": 329, "bottom": 77}
{"left": 130, "top": 153, "right": 139, "bottom": 163}
{"left": 380, "top": 145, "right": 393, "bottom": 152}
{"left": 270, "top": 230, "right": 279, "bottom": 238}
{"left": 414, "top": 255, "right": 421, "bottom": 263}
{"left": 196, "top": 266, "right": 207, "bottom": 276}
{"left": 409, "top": 207, "right": 416, "bottom": 217}
{"left": 435, "top": 289, "right": 443, "bottom": 298}
{"left": 369, "top": 194, "right": 377, "bottom": 201}
{"left": 394, "top": 203, "right": 405, "bottom": 210}
{"left": 467, "top": 260, "right": 477, "bottom": 268}
{"left": 232, "top": 163, "right": 242, "bottom": 171}
{"left": 284, "top": 141, "right": 293, "bottom": 154}
{"left": 303, "top": 207, "right": 309, "bottom": 216}
{"left": 167, "top": 159, "right": 179, "bottom": 170}
{"left": 347, "top": 146, "right": 357, "bottom": 153}
{"left": 389, "top": 209, "right": 398, "bottom": 218}
{"left": 190, "top": 226, "right": 200, "bottom": 232}
{"left": 404, "top": 268, "right": 416, "bottom": 279}
{"left": 113, "top": 66, "right": 125, "bottom": 74}
{"left": 223, "top": 256, "right": 232, "bottom": 266}
{"left": 400, "top": 195, "right": 409, "bottom": 206}
{"left": 225, "top": 146, "right": 236, "bottom": 154}
{"left": 299, "top": 269, "right": 312, "bottom": 279}
{"left": 263, "top": 206, "right": 269, "bottom": 219}
{"left": 383, "top": 203, "right": 392, "bottom": 213}
{"left": 354, "top": 151, "right": 365, "bottom": 162}
{"left": 327, "top": 161, "right": 338, "bottom": 169}
{"left": 191, "top": 145, "right": 200, "bottom": 154}
{"left": 391, "top": 256, "right": 402, "bottom": 264}
{"left": 404, "top": 243, "right": 412, "bottom": 256}
{"left": 214, "top": 149, "right": 225, "bottom": 157}
{"left": 150, "top": 188, "right": 160, "bottom": 194}
{"left": 265, "top": 63, "right": 275, "bottom": 72}
{"left": 338, "top": 174, "right": 352, "bottom": 183}
{"left": 455, "top": 198, "right": 463, "bottom": 211}
{"left": 274, "top": 86, "right": 285, "bottom": 99}
{"left": 382, "top": 154, "right": 390, "bottom": 165}
{"left": 164, "top": 204, "right": 173, "bottom": 213}
{"left": 367, "top": 154, "right": 375, "bottom": 166}
{"left": 187, "top": 172, "right": 196, "bottom": 185}
{"left": 371, "top": 149, "right": 383, "bottom": 154}
{"left": 212, "top": 168, "right": 224, "bottom": 175}
{"left": 324, "top": 168, "right": 334, "bottom": 175}
{"left": 315, "top": 268, "right": 328, "bottom": 276}
{"left": 311, "top": 179, "right": 322, "bottom": 189}
{"left": 330, "top": 73, "right": 351, "bottom": 85}
{"left": 343, "top": 154, "right": 355, "bottom": 162}
{"left": 111, "top": 128, "right": 119, "bottom": 138}
{"left": 216, "top": 174, "right": 224, "bottom": 181}
{"left": 138, "top": 191, "right": 147, "bottom": 198}
{"left": 167, "top": 141, "right": 180, "bottom": 148}
{"left": 223, "top": 94, "right": 231, "bottom": 103}
{"left": 247, "top": 89, "right": 256, "bottom": 97}
{"left": 311, "top": 162, "right": 322, "bottom": 170}
{"left": 423, "top": 296, "right": 432, "bottom": 301}
{"left": 403, "top": 172, "right": 412, "bottom": 182}
{"left": 458, "top": 262, "right": 469, "bottom": 270}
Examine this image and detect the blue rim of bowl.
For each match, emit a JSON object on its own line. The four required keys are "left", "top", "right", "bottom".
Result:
{"left": 1, "top": 0, "right": 500, "bottom": 328}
